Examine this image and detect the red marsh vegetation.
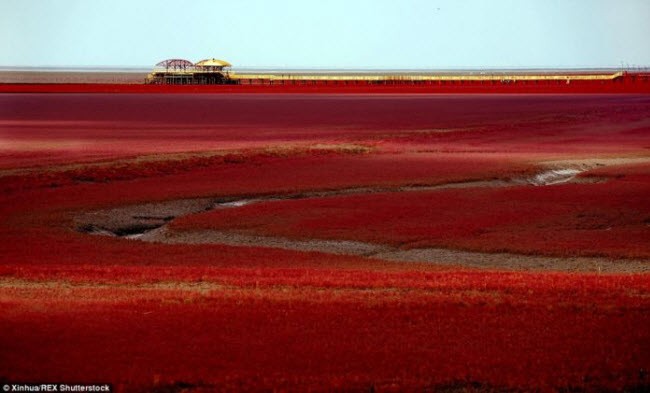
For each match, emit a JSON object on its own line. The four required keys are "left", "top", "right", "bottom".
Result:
{"left": 0, "top": 93, "right": 649, "bottom": 392}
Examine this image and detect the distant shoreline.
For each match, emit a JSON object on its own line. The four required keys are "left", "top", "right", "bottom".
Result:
{"left": 2, "top": 67, "right": 647, "bottom": 84}
{"left": 0, "top": 70, "right": 149, "bottom": 84}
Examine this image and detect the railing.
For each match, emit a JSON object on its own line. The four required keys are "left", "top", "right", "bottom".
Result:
{"left": 228, "top": 71, "right": 624, "bottom": 82}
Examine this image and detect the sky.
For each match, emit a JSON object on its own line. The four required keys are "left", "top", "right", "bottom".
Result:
{"left": 2, "top": 0, "right": 649, "bottom": 69}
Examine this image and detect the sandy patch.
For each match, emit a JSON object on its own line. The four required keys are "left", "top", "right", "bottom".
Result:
{"left": 141, "top": 227, "right": 391, "bottom": 256}
{"left": 539, "top": 156, "right": 650, "bottom": 170}
{"left": 373, "top": 248, "right": 649, "bottom": 274}
{"left": 0, "top": 143, "right": 373, "bottom": 177}
{"left": 134, "top": 227, "right": 649, "bottom": 274}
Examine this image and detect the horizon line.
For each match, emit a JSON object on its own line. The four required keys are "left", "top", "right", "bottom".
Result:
{"left": 3, "top": 65, "right": 650, "bottom": 73}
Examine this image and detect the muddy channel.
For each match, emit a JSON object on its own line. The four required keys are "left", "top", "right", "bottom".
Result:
{"left": 74, "top": 165, "right": 649, "bottom": 273}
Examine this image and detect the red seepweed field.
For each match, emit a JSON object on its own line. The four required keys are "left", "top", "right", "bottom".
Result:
{"left": 1, "top": 92, "right": 650, "bottom": 392}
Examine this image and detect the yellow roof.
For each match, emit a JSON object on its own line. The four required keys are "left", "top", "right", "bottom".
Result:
{"left": 195, "top": 58, "right": 232, "bottom": 67}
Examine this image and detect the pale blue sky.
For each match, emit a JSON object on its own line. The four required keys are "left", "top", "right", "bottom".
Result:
{"left": 2, "top": 0, "right": 649, "bottom": 68}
